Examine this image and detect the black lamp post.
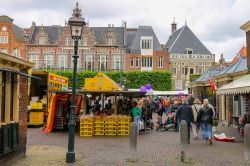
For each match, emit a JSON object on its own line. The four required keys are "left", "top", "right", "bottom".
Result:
{"left": 66, "top": 3, "right": 86, "bottom": 163}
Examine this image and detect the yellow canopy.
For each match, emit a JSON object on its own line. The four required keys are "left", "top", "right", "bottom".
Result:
{"left": 84, "top": 72, "right": 122, "bottom": 91}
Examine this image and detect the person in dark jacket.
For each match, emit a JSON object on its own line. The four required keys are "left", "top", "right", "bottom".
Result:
{"left": 187, "top": 94, "right": 195, "bottom": 106}
{"left": 197, "top": 99, "right": 214, "bottom": 145}
{"left": 176, "top": 98, "right": 194, "bottom": 143}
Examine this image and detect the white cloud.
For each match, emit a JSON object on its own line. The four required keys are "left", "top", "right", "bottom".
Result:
{"left": 1, "top": 0, "right": 249, "bottom": 60}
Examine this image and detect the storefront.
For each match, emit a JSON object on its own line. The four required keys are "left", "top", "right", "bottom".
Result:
{"left": 0, "top": 52, "right": 33, "bottom": 166}
{"left": 216, "top": 74, "right": 250, "bottom": 126}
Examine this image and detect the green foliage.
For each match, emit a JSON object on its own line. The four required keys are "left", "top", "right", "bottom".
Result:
{"left": 190, "top": 74, "right": 201, "bottom": 82}
{"left": 43, "top": 70, "right": 172, "bottom": 91}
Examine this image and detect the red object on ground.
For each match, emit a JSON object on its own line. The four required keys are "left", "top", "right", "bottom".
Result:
{"left": 214, "top": 133, "right": 235, "bottom": 142}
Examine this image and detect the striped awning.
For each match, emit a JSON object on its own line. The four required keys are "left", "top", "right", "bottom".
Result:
{"left": 216, "top": 74, "right": 250, "bottom": 95}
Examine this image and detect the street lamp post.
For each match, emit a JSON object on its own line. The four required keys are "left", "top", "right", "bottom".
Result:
{"left": 66, "top": 3, "right": 86, "bottom": 163}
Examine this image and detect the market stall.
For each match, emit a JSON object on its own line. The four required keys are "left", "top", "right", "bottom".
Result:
{"left": 79, "top": 72, "right": 146, "bottom": 136}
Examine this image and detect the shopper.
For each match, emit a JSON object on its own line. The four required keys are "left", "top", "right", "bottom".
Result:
{"left": 157, "top": 99, "right": 164, "bottom": 118}
{"left": 191, "top": 98, "right": 202, "bottom": 140}
{"left": 197, "top": 99, "right": 214, "bottom": 145}
{"left": 176, "top": 98, "right": 194, "bottom": 143}
{"left": 188, "top": 94, "right": 195, "bottom": 106}
{"left": 131, "top": 101, "right": 142, "bottom": 135}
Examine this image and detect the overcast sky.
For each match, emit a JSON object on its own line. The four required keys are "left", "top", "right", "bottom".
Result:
{"left": 1, "top": 0, "right": 250, "bottom": 61}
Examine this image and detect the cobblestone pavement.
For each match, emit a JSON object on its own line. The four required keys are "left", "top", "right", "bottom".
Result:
{"left": 13, "top": 114, "right": 247, "bottom": 166}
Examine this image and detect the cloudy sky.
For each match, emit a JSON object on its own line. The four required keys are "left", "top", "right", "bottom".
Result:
{"left": 1, "top": 0, "right": 250, "bottom": 61}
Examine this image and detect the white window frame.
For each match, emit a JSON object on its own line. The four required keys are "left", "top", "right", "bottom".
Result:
{"left": 12, "top": 48, "right": 20, "bottom": 58}
{"left": 65, "top": 37, "right": 71, "bottom": 46}
{"left": 58, "top": 54, "right": 66, "bottom": 69}
{"left": 85, "top": 55, "right": 93, "bottom": 71}
{"left": 135, "top": 57, "right": 139, "bottom": 68}
{"left": 44, "top": 54, "right": 53, "bottom": 68}
{"left": 112, "top": 55, "right": 121, "bottom": 70}
{"left": 108, "top": 38, "right": 113, "bottom": 46}
{"left": 140, "top": 36, "right": 153, "bottom": 55}
{"left": 38, "top": 37, "right": 46, "bottom": 45}
{"left": 130, "top": 57, "right": 134, "bottom": 68}
{"left": 0, "top": 36, "right": 8, "bottom": 43}
{"left": 29, "top": 54, "right": 39, "bottom": 69}
{"left": 142, "top": 57, "right": 153, "bottom": 67}
{"left": 99, "top": 54, "right": 107, "bottom": 71}
{"left": 158, "top": 56, "right": 163, "bottom": 68}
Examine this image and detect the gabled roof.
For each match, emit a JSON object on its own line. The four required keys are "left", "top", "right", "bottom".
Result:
{"left": 126, "top": 26, "right": 162, "bottom": 54}
{"left": 13, "top": 24, "right": 26, "bottom": 41}
{"left": 30, "top": 26, "right": 64, "bottom": 44}
{"left": 165, "top": 25, "right": 211, "bottom": 54}
{"left": 216, "top": 56, "right": 247, "bottom": 76}
{"left": 91, "top": 27, "right": 125, "bottom": 46}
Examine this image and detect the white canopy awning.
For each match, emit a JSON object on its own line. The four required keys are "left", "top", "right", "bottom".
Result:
{"left": 216, "top": 74, "right": 250, "bottom": 95}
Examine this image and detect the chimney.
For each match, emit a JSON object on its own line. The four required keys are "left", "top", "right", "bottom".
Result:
{"left": 171, "top": 18, "right": 177, "bottom": 34}
{"left": 241, "top": 20, "right": 250, "bottom": 71}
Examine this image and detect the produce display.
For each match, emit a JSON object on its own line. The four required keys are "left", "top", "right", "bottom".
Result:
{"left": 80, "top": 115, "right": 131, "bottom": 137}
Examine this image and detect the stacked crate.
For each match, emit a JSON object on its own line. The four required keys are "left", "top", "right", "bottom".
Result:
{"left": 104, "top": 116, "right": 117, "bottom": 136}
{"left": 80, "top": 116, "right": 93, "bottom": 136}
{"left": 93, "top": 116, "right": 105, "bottom": 136}
{"left": 117, "top": 116, "right": 130, "bottom": 136}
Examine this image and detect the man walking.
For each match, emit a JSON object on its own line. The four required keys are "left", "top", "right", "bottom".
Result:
{"left": 176, "top": 98, "right": 194, "bottom": 143}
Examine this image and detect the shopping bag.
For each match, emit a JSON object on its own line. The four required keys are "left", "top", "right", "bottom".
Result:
{"left": 139, "top": 120, "right": 144, "bottom": 130}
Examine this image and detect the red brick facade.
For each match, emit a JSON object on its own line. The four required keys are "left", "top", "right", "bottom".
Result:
{"left": 0, "top": 16, "right": 27, "bottom": 60}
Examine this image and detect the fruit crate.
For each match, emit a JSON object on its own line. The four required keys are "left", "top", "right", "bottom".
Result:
{"left": 117, "top": 123, "right": 129, "bottom": 127}
{"left": 80, "top": 117, "right": 93, "bottom": 124}
{"left": 94, "top": 117, "right": 105, "bottom": 123}
{"left": 94, "top": 127, "right": 105, "bottom": 131}
{"left": 117, "top": 117, "right": 131, "bottom": 123}
{"left": 93, "top": 131, "right": 104, "bottom": 136}
{"left": 80, "top": 127, "right": 92, "bottom": 132}
{"left": 80, "top": 123, "right": 92, "bottom": 128}
{"left": 29, "top": 112, "right": 44, "bottom": 123}
{"left": 94, "top": 123, "right": 104, "bottom": 127}
{"left": 117, "top": 130, "right": 129, "bottom": 136}
{"left": 105, "top": 123, "right": 117, "bottom": 127}
{"left": 105, "top": 131, "right": 117, "bottom": 136}
{"left": 104, "top": 117, "right": 118, "bottom": 124}
{"left": 80, "top": 131, "right": 92, "bottom": 137}
{"left": 117, "top": 126, "right": 129, "bottom": 131}
{"left": 104, "top": 126, "right": 117, "bottom": 131}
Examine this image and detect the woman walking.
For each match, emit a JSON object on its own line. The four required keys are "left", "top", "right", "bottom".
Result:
{"left": 191, "top": 99, "right": 202, "bottom": 140}
{"left": 131, "top": 100, "right": 142, "bottom": 135}
{"left": 197, "top": 99, "right": 214, "bottom": 145}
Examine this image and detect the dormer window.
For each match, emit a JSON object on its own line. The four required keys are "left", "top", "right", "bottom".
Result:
{"left": 141, "top": 39, "right": 152, "bottom": 49}
{"left": 140, "top": 36, "right": 153, "bottom": 55}
{"left": 186, "top": 48, "right": 193, "bottom": 58}
{"left": 38, "top": 37, "right": 47, "bottom": 45}
{"left": 108, "top": 38, "right": 113, "bottom": 46}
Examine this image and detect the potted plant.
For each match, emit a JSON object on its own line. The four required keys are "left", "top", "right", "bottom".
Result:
{"left": 212, "top": 119, "right": 218, "bottom": 132}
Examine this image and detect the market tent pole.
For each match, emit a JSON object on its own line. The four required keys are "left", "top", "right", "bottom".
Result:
{"left": 114, "top": 93, "right": 117, "bottom": 114}
{"left": 83, "top": 93, "right": 87, "bottom": 115}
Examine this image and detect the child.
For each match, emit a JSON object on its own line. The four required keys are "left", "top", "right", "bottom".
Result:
{"left": 155, "top": 116, "right": 163, "bottom": 131}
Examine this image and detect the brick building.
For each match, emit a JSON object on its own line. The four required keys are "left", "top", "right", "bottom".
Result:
{"left": 0, "top": 15, "right": 28, "bottom": 60}
{"left": 17, "top": 4, "right": 168, "bottom": 73}
{"left": 165, "top": 20, "right": 215, "bottom": 90}
{"left": 0, "top": 52, "right": 33, "bottom": 166}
